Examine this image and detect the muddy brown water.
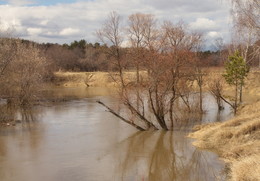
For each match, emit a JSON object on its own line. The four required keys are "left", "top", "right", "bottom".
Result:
{"left": 0, "top": 87, "right": 233, "bottom": 181}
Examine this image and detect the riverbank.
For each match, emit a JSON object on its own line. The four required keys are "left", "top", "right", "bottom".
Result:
{"left": 203, "top": 68, "right": 260, "bottom": 102}
{"left": 188, "top": 69, "right": 260, "bottom": 180}
{"left": 53, "top": 70, "right": 260, "bottom": 106}
{"left": 53, "top": 71, "right": 147, "bottom": 87}
{"left": 189, "top": 101, "right": 260, "bottom": 180}
{"left": 53, "top": 70, "right": 260, "bottom": 101}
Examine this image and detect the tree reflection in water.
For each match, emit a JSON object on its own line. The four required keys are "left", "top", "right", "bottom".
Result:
{"left": 107, "top": 131, "right": 225, "bottom": 181}
{"left": 0, "top": 102, "right": 41, "bottom": 127}
{"left": 0, "top": 104, "right": 45, "bottom": 179}
{"left": 18, "top": 105, "right": 40, "bottom": 127}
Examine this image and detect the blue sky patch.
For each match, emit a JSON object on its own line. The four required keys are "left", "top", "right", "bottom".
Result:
{"left": 36, "top": 0, "right": 77, "bottom": 5}
{"left": 0, "top": 0, "right": 92, "bottom": 6}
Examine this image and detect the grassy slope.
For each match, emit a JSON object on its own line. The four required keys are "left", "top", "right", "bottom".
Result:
{"left": 189, "top": 69, "right": 260, "bottom": 181}
{"left": 189, "top": 101, "right": 260, "bottom": 181}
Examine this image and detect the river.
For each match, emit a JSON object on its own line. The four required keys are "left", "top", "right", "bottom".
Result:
{"left": 0, "top": 87, "right": 232, "bottom": 181}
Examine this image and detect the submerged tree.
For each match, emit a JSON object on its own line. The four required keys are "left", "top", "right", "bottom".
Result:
{"left": 209, "top": 78, "right": 225, "bottom": 111}
{"left": 0, "top": 38, "right": 47, "bottom": 124}
{"left": 97, "top": 12, "right": 203, "bottom": 131}
{"left": 0, "top": 38, "right": 47, "bottom": 106}
{"left": 223, "top": 51, "right": 249, "bottom": 113}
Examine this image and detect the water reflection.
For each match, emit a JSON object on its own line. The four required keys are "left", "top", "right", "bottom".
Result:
{"left": 107, "top": 131, "right": 225, "bottom": 181}
{"left": 201, "top": 93, "right": 233, "bottom": 123}
{"left": 0, "top": 88, "right": 228, "bottom": 181}
{"left": 0, "top": 103, "right": 44, "bottom": 160}
{"left": 41, "top": 86, "right": 115, "bottom": 100}
{"left": 0, "top": 104, "right": 39, "bottom": 127}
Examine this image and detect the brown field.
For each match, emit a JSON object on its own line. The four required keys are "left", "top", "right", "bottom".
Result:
{"left": 53, "top": 71, "right": 147, "bottom": 87}
{"left": 53, "top": 69, "right": 260, "bottom": 100}
{"left": 203, "top": 68, "right": 260, "bottom": 102}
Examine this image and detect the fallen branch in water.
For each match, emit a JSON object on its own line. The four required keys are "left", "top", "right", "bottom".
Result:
{"left": 124, "top": 101, "right": 158, "bottom": 130}
{"left": 97, "top": 100, "right": 145, "bottom": 131}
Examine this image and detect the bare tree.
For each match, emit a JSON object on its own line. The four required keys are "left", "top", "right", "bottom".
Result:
{"left": 127, "top": 13, "right": 153, "bottom": 83}
{"left": 96, "top": 12, "right": 156, "bottom": 130}
{"left": 162, "top": 21, "right": 204, "bottom": 114}
{"left": 230, "top": 0, "right": 260, "bottom": 35}
{"left": 126, "top": 13, "right": 158, "bottom": 114}
{"left": 0, "top": 39, "right": 47, "bottom": 105}
{"left": 97, "top": 13, "right": 204, "bottom": 131}
{"left": 96, "top": 11, "right": 126, "bottom": 86}
{"left": 209, "top": 78, "right": 224, "bottom": 111}
{"left": 213, "top": 37, "right": 228, "bottom": 66}
{"left": 230, "top": 0, "right": 260, "bottom": 66}
{"left": 0, "top": 38, "right": 16, "bottom": 76}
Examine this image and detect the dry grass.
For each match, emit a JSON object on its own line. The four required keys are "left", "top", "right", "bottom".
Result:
{"left": 54, "top": 71, "right": 110, "bottom": 87}
{"left": 53, "top": 71, "right": 148, "bottom": 87}
{"left": 203, "top": 69, "right": 260, "bottom": 102}
{"left": 189, "top": 101, "right": 260, "bottom": 180}
{"left": 53, "top": 69, "right": 260, "bottom": 102}
{"left": 231, "top": 155, "right": 260, "bottom": 181}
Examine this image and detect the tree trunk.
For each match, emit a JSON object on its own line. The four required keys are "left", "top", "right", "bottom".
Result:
{"left": 199, "top": 83, "right": 203, "bottom": 113}
{"left": 239, "top": 83, "right": 243, "bottom": 103}
{"left": 97, "top": 101, "right": 145, "bottom": 131}
{"left": 234, "top": 81, "right": 238, "bottom": 114}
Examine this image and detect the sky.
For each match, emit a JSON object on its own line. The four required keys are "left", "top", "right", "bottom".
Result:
{"left": 0, "top": 0, "right": 232, "bottom": 49}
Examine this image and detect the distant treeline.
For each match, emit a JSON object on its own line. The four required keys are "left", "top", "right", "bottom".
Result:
{"left": 19, "top": 39, "right": 258, "bottom": 73}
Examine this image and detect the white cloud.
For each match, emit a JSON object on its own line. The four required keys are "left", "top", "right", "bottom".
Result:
{"left": 46, "top": 31, "right": 56, "bottom": 36}
{"left": 59, "top": 28, "right": 80, "bottom": 36}
{"left": 27, "top": 27, "right": 42, "bottom": 35}
{"left": 207, "top": 31, "right": 221, "bottom": 38}
{"left": 40, "top": 20, "right": 49, "bottom": 26}
{"left": 0, "top": 0, "right": 232, "bottom": 49}
{"left": 0, "top": 17, "right": 22, "bottom": 33}
{"left": 190, "top": 18, "right": 218, "bottom": 32}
